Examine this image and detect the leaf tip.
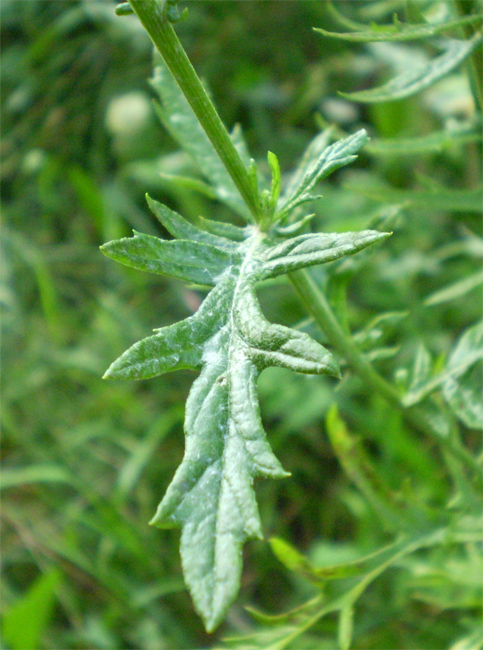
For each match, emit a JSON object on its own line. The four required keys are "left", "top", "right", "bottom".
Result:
{"left": 102, "top": 364, "right": 121, "bottom": 380}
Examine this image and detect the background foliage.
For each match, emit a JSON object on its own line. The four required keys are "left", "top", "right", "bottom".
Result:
{"left": 2, "top": 1, "right": 481, "bottom": 649}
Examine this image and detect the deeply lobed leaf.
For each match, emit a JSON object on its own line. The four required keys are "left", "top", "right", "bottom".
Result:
{"left": 102, "top": 131, "right": 390, "bottom": 629}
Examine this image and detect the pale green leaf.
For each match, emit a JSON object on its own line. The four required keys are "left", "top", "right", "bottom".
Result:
{"left": 367, "top": 120, "right": 482, "bottom": 157}
{"left": 234, "top": 283, "right": 339, "bottom": 376}
{"left": 283, "top": 128, "right": 333, "bottom": 200}
{"left": 407, "top": 343, "right": 432, "bottom": 395}
{"left": 342, "top": 34, "right": 482, "bottom": 103}
{"left": 261, "top": 230, "right": 391, "bottom": 279}
{"left": 353, "top": 311, "right": 408, "bottom": 351}
{"left": 146, "top": 195, "right": 239, "bottom": 251}
{"left": 103, "top": 134, "right": 390, "bottom": 630}
{"left": 404, "top": 322, "right": 483, "bottom": 407}
{"left": 278, "top": 130, "right": 369, "bottom": 218}
{"left": 274, "top": 214, "right": 315, "bottom": 237}
{"left": 424, "top": 270, "right": 483, "bottom": 306}
{"left": 103, "top": 284, "right": 225, "bottom": 380}
{"left": 443, "top": 322, "right": 483, "bottom": 429}
{"left": 443, "top": 322, "right": 483, "bottom": 382}
{"left": 100, "top": 231, "right": 235, "bottom": 285}
{"left": 348, "top": 183, "right": 483, "bottom": 213}
{"left": 197, "top": 214, "right": 248, "bottom": 242}
{"left": 315, "top": 14, "right": 483, "bottom": 43}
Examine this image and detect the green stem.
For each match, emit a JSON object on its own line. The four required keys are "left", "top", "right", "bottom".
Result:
{"left": 128, "top": 0, "right": 261, "bottom": 221}
{"left": 289, "top": 270, "right": 401, "bottom": 406}
{"left": 289, "top": 269, "right": 481, "bottom": 476}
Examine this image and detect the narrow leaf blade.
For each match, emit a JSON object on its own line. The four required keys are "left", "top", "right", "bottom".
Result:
{"left": 100, "top": 232, "right": 232, "bottom": 285}
{"left": 443, "top": 322, "right": 483, "bottom": 429}
{"left": 342, "top": 35, "right": 482, "bottom": 103}
{"left": 147, "top": 195, "right": 240, "bottom": 252}
{"left": 315, "top": 14, "right": 483, "bottom": 43}
{"left": 279, "top": 130, "right": 369, "bottom": 217}
{"left": 261, "top": 230, "right": 391, "bottom": 279}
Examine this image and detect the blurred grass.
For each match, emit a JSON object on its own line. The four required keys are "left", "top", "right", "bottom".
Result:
{"left": 1, "top": 1, "right": 481, "bottom": 649}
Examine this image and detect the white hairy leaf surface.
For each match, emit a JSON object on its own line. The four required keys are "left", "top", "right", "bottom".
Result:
{"left": 102, "top": 194, "right": 388, "bottom": 630}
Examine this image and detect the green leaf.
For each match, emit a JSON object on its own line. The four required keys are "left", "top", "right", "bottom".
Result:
{"left": 100, "top": 231, "right": 236, "bottom": 285}
{"left": 404, "top": 322, "right": 483, "bottom": 408}
{"left": 348, "top": 183, "right": 483, "bottom": 213}
{"left": 424, "top": 270, "right": 483, "bottom": 306}
{"left": 443, "top": 322, "right": 483, "bottom": 429}
{"left": 157, "top": 172, "right": 218, "bottom": 199}
{"left": 450, "top": 628, "right": 483, "bottom": 650}
{"left": 269, "top": 537, "right": 311, "bottom": 575}
{"left": 270, "top": 537, "right": 362, "bottom": 584}
{"left": 315, "top": 14, "right": 483, "bottom": 43}
{"left": 241, "top": 527, "right": 452, "bottom": 650}
{"left": 103, "top": 172, "right": 389, "bottom": 630}
{"left": 150, "top": 53, "right": 251, "bottom": 221}
{"left": 353, "top": 311, "right": 408, "bottom": 352}
{"left": 3, "top": 568, "right": 62, "bottom": 650}
{"left": 103, "top": 284, "right": 223, "bottom": 380}
{"left": 0, "top": 465, "right": 72, "bottom": 490}
{"left": 267, "top": 151, "right": 281, "bottom": 215}
{"left": 146, "top": 195, "right": 239, "bottom": 252}
{"left": 278, "top": 130, "right": 369, "bottom": 218}
{"left": 260, "top": 230, "right": 391, "bottom": 279}
{"left": 198, "top": 214, "right": 248, "bottom": 242}
{"left": 338, "top": 606, "right": 354, "bottom": 650}
{"left": 366, "top": 120, "right": 482, "bottom": 157}
{"left": 342, "top": 34, "right": 482, "bottom": 103}
{"left": 407, "top": 343, "right": 432, "bottom": 396}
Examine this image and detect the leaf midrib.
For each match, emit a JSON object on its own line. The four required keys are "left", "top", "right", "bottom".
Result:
{"left": 204, "top": 229, "right": 265, "bottom": 622}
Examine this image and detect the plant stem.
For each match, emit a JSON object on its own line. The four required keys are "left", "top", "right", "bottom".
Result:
{"left": 289, "top": 270, "right": 401, "bottom": 405}
{"left": 129, "top": 0, "right": 261, "bottom": 221}
{"left": 289, "top": 269, "right": 481, "bottom": 476}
